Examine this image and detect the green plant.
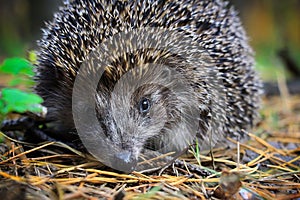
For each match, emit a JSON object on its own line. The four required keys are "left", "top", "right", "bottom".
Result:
{"left": 0, "top": 57, "right": 43, "bottom": 120}
{"left": 133, "top": 185, "right": 162, "bottom": 200}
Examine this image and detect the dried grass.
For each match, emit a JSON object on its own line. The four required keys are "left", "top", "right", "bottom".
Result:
{"left": 0, "top": 95, "right": 299, "bottom": 200}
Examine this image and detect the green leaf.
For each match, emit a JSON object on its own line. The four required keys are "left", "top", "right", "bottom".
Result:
{"left": 0, "top": 57, "right": 34, "bottom": 76}
{"left": 8, "top": 77, "right": 35, "bottom": 87}
{"left": 148, "top": 186, "right": 161, "bottom": 193}
{"left": 1, "top": 88, "right": 43, "bottom": 114}
{"left": 0, "top": 99, "right": 4, "bottom": 117}
{"left": 134, "top": 185, "right": 162, "bottom": 200}
{"left": 28, "top": 51, "right": 38, "bottom": 64}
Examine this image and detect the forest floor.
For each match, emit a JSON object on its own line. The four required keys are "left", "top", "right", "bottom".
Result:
{"left": 0, "top": 95, "right": 299, "bottom": 200}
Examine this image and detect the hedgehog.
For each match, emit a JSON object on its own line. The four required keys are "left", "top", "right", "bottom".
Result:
{"left": 35, "top": 0, "right": 262, "bottom": 172}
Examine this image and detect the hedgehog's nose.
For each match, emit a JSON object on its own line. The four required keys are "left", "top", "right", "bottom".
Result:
{"left": 114, "top": 151, "right": 137, "bottom": 173}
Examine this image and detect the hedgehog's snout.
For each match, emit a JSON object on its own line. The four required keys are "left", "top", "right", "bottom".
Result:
{"left": 113, "top": 150, "right": 138, "bottom": 173}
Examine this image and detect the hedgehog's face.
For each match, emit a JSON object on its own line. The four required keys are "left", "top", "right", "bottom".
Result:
{"left": 95, "top": 82, "right": 180, "bottom": 172}
{"left": 93, "top": 64, "right": 192, "bottom": 172}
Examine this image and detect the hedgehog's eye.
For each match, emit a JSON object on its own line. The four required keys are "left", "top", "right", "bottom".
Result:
{"left": 139, "top": 98, "right": 151, "bottom": 113}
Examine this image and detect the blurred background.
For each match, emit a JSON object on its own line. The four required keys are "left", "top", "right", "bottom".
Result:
{"left": 0, "top": 0, "right": 300, "bottom": 82}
